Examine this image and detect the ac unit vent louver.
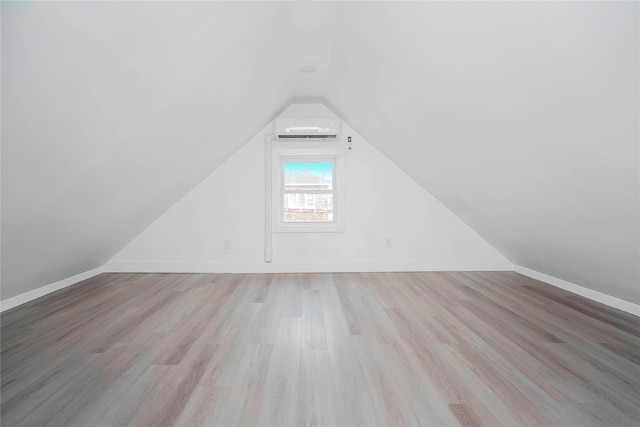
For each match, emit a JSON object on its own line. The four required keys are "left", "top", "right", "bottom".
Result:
{"left": 275, "top": 117, "right": 340, "bottom": 141}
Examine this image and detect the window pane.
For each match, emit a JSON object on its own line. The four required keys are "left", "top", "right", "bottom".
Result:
{"left": 283, "top": 193, "right": 334, "bottom": 222}
{"left": 284, "top": 161, "right": 333, "bottom": 191}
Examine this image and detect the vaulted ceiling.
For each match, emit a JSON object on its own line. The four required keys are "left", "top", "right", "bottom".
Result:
{"left": 2, "top": 1, "right": 638, "bottom": 303}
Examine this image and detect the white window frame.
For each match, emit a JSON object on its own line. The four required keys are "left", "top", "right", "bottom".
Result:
{"left": 272, "top": 142, "right": 345, "bottom": 233}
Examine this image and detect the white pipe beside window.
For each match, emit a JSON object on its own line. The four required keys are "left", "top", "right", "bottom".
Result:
{"left": 264, "top": 133, "right": 275, "bottom": 262}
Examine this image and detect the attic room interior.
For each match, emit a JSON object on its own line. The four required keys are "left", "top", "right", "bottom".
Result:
{"left": 1, "top": 0, "right": 638, "bottom": 426}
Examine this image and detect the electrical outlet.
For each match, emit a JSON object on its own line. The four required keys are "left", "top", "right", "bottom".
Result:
{"left": 224, "top": 239, "right": 231, "bottom": 249}
{"left": 385, "top": 238, "right": 392, "bottom": 248}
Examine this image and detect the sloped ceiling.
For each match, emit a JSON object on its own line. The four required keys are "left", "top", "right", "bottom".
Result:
{"left": 325, "top": 1, "right": 639, "bottom": 303}
{"left": 1, "top": 1, "right": 298, "bottom": 299}
{"left": 2, "top": 1, "right": 638, "bottom": 303}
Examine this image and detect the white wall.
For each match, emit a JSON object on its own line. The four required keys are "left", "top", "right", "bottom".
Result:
{"left": 108, "top": 121, "right": 509, "bottom": 273}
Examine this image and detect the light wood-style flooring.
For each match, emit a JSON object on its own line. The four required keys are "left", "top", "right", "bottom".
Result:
{"left": 1, "top": 272, "right": 639, "bottom": 426}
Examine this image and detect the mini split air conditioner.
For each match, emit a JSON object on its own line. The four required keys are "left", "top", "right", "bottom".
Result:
{"left": 274, "top": 104, "right": 341, "bottom": 140}
{"left": 275, "top": 117, "right": 341, "bottom": 140}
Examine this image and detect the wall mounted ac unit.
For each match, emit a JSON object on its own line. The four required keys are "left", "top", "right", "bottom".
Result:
{"left": 275, "top": 117, "right": 341, "bottom": 140}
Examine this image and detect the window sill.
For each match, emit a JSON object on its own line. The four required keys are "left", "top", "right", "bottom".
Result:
{"left": 272, "top": 223, "right": 345, "bottom": 233}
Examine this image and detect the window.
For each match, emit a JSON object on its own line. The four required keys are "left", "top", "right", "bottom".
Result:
{"left": 272, "top": 144, "right": 345, "bottom": 232}
{"left": 283, "top": 160, "right": 334, "bottom": 223}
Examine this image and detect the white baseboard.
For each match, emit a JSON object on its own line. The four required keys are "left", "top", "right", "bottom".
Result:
{"left": 6, "top": 262, "right": 635, "bottom": 318}
{"left": 514, "top": 265, "right": 640, "bottom": 317}
{"left": 105, "top": 258, "right": 513, "bottom": 274}
{"left": 0, "top": 266, "right": 105, "bottom": 313}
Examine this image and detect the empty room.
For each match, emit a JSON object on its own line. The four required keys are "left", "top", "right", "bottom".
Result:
{"left": 1, "top": 1, "right": 638, "bottom": 426}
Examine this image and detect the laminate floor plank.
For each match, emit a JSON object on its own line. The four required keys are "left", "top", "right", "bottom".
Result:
{"left": 475, "top": 274, "right": 640, "bottom": 351}
{"left": 2, "top": 271, "right": 639, "bottom": 426}
{"left": 296, "top": 349, "right": 337, "bottom": 427}
{"left": 257, "top": 317, "right": 300, "bottom": 426}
